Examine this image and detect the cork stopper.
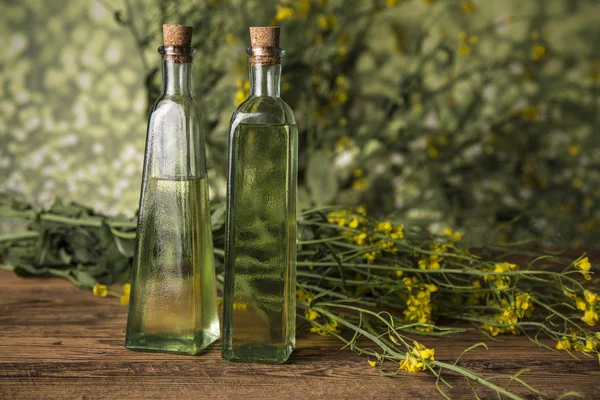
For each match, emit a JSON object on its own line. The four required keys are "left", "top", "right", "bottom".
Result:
{"left": 249, "top": 26, "right": 282, "bottom": 65}
{"left": 163, "top": 24, "right": 193, "bottom": 47}
{"left": 249, "top": 26, "right": 280, "bottom": 48}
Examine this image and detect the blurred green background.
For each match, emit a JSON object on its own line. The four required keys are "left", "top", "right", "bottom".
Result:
{"left": 1, "top": 0, "right": 599, "bottom": 245}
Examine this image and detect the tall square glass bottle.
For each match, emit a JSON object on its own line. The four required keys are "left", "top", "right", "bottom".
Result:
{"left": 222, "top": 27, "right": 297, "bottom": 363}
{"left": 125, "top": 25, "right": 219, "bottom": 355}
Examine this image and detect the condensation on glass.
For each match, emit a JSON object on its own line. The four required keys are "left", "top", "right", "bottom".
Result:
{"left": 222, "top": 26, "right": 298, "bottom": 363}
{"left": 125, "top": 25, "right": 219, "bottom": 355}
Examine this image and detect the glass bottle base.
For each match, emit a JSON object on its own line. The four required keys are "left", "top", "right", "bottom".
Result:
{"left": 221, "top": 343, "right": 294, "bottom": 364}
{"left": 125, "top": 332, "right": 219, "bottom": 356}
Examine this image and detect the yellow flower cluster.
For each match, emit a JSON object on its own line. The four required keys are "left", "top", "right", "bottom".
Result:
{"left": 418, "top": 244, "right": 447, "bottom": 270}
{"left": 570, "top": 289, "right": 599, "bottom": 327}
{"left": 234, "top": 78, "right": 250, "bottom": 106}
{"left": 93, "top": 284, "right": 108, "bottom": 297}
{"left": 305, "top": 307, "right": 320, "bottom": 321}
{"left": 443, "top": 228, "right": 464, "bottom": 243}
{"left": 481, "top": 292, "right": 534, "bottom": 336}
{"left": 332, "top": 75, "right": 349, "bottom": 105}
{"left": 233, "top": 302, "right": 248, "bottom": 311}
{"left": 386, "top": 0, "right": 402, "bottom": 7}
{"left": 458, "top": 31, "right": 478, "bottom": 56}
{"left": 555, "top": 329, "right": 600, "bottom": 354}
{"left": 309, "top": 313, "right": 341, "bottom": 336}
{"left": 296, "top": 288, "right": 314, "bottom": 303}
{"left": 575, "top": 257, "right": 592, "bottom": 281}
{"left": 120, "top": 283, "right": 131, "bottom": 305}
{"left": 352, "top": 168, "right": 368, "bottom": 191}
{"left": 555, "top": 328, "right": 600, "bottom": 353}
{"left": 327, "top": 207, "right": 404, "bottom": 263}
{"left": 93, "top": 283, "right": 131, "bottom": 305}
{"left": 484, "top": 262, "right": 519, "bottom": 291}
{"left": 399, "top": 341, "right": 435, "bottom": 373}
{"left": 403, "top": 283, "right": 438, "bottom": 330}
{"left": 461, "top": 1, "right": 477, "bottom": 15}
{"left": 318, "top": 14, "right": 337, "bottom": 30}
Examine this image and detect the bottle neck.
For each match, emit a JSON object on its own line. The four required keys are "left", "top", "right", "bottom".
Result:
{"left": 162, "top": 61, "right": 193, "bottom": 96}
{"left": 249, "top": 63, "right": 281, "bottom": 97}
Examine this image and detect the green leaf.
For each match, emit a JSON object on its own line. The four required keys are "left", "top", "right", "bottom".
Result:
{"left": 211, "top": 203, "right": 226, "bottom": 230}
{"left": 306, "top": 151, "right": 338, "bottom": 205}
{"left": 74, "top": 268, "right": 98, "bottom": 288}
{"left": 114, "top": 235, "right": 135, "bottom": 258}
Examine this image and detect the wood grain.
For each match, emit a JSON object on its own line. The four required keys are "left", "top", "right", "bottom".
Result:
{"left": 0, "top": 270, "right": 598, "bottom": 399}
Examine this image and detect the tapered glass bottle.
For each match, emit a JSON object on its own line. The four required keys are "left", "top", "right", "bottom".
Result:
{"left": 125, "top": 25, "right": 219, "bottom": 355}
{"left": 222, "top": 27, "right": 297, "bottom": 363}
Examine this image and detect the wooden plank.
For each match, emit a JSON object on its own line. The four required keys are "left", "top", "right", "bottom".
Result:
{"left": 0, "top": 270, "right": 598, "bottom": 399}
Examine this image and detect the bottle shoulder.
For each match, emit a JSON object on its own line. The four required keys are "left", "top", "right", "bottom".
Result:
{"left": 149, "top": 96, "right": 203, "bottom": 122}
{"left": 230, "top": 96, "right": 296, "bottom": 128}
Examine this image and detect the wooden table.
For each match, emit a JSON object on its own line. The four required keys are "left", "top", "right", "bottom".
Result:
{"left": 0, "top": 270, "right": 598, "bottom": 399}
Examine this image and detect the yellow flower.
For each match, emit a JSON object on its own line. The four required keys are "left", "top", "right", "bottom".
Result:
{"left": 584, "top": 290, "right": 599, "bottom": 305}
{"left": 576, "top": 297, "right": 587, "bottom": 311}
{"left": 581, "top": 309, "right": 599, "bottom": 326}
{"left": 418, "top": 256, "right": 441, "bottom": 270}
{"left": 364, "top": 251, "right": 377, "bottom": 263}
{"left": 347, "top": 216, "right": 361, "bottom": 229}
{"left": 93, "top": 284, "right": 108, "bottom": 297}
{"left": 555, "top": 337, "right": 571, "bottom": 351}
{"left": 120, "top": 283, "right": 131, "bottom": 305}
{"left": 404, "top": 289, "right": 434, "bottom": 328}
{"left": 233, "top": 302, "right": 248, "bottom": 311}
{"left": 305, "top": 308, "right": 320, "bottom": 321}
{"left": 395, "top": 269, "right": 404, "bottom": 277}
{"left": 425, "top": 284, "right": 438, "bottom": 293}
{"left": 354, "top": 232, "right": 368, "bottom": 245}
{"left": 458, "top": 43, "right": 471, "bottom": 56}
{"left": 333, "top": 88, "right": 348, "bottom": 104}
{"left": 275, "top": 6, "right": 295, "bottom": 22}
{"left": 353, "top": 168, "right": 364, "bottom": 178}
{"left": 515, "top": 293, "right": 533, "bottom": 318}
{"left": 335, "top": 135, "right": 352, "bottom": 151}
{"left": 461, "top": 1, "right": 476, "bottom": 15}
{"left": 390, "top": 225, "right": 404, "bottom": 240}
{"left": 318, "top": 14, "right": 337, "bottom": 30}
{"left": 531, "top": 44, "right": 546, "bottom": 60}
{"left": 400, "top": 341, "right": 435, "bottom": 373}
{"left": 386, "top": 0, "right": 402, "bottom": 7}
{"left": 297, "top": 0, "right": 311, "bottom": 16}
{"left": 575, "top": 257, "right": 592, "bottom": 280}
{"left": 485, "top": 262, "right": 518, "bottom": 291}
{"left": 352, "top": 178, "right": 368, "bottom": 191}
{"left": 376, "top": 220, "right": 393, "bottom": 234}
{"left": 403, "top": 276, "right": 418, "bottom": 291}
{"left": 234, "top": 78, "right": 250, "bottom": 105}
{"left": 443, "top": 228, "right": 463, "bottom": 241}
{"left": 368, "top": 359, "right": 377, "bottom": 367}
{"left": 469, "top": 35, "right": 479, "bottom": 44}
{"left": 357, "top": 205, "right": 367, "bottom": 216}
{"left": 296, "top": 288, "right": 313, "bottom": 302}
{"left": 226, "top": 34, "right": 237, "bottom": 45}
{"left": 568, "top": 145, "right": 581, "bottom": 156}
{"left": 427, "top": 146, "right": 441, "bottom": 158}
{"left": 310, "top": 318, "right": 341, "bottom": 335}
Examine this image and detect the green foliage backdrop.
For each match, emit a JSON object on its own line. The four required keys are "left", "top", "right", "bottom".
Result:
{"left": 1, "top": 0, "right": 599, "bottom": 244}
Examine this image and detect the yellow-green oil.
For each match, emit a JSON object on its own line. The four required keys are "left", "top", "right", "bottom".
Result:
{"left": 222, "top": 123, "right": 297, "bottom": 363}
{"left": 125, "top": 176, "right": 220, "bottom": 355}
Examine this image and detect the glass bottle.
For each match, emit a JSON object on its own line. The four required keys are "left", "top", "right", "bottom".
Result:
{"left": 125, "top": 24, "right": 219, "bottom": 355}
{"left": 222, "top": 26, "right": 298, "bottom": 363}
